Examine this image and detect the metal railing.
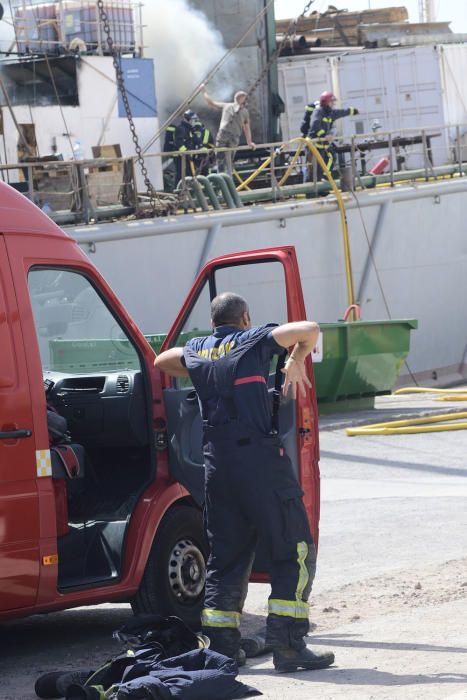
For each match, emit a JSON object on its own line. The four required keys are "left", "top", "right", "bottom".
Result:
{"left": 2, "top": 121, "right": 467, "bottom": 223}
{"left": 158, "top": 122, "right": 467, "bottom": 208}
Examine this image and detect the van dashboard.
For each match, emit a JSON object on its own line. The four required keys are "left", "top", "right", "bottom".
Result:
{"left": 44, "top": 370, "right": 149, "bottom": 447}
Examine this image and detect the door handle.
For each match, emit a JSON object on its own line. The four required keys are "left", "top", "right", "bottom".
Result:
{"left": 0, "top": 429, "right": 32, "bottom": 439}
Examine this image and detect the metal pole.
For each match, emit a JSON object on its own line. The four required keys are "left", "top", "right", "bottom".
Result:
{"left": 456, "top": 125, "right": 463, "bottom": 176}
{"left": 421, "top": 130, "right": 428, "bottom": 180}
{"left": 357, "top": 201, "right": 389, "bottom": 304}
{"left": 388, "top": 132, "right": 394, "bottom": 187}
{"left": 27, "top": 165, "right": 34, "bottom": 201}
{"left": 270, "top": 145, "right": 278, "bottom": 201}
{"left": 351, "top": 135, "right": 356, "bottom": 182}
{"left": 195, "top": 223, "right": 222, "bottom": 278}
{"left": 130, "top": 157, "right": 138, "bottom": 210}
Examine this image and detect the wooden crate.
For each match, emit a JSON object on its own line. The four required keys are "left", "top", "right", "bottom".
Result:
{"left": 91, "top": 144, "right": 122, "bottom": 173}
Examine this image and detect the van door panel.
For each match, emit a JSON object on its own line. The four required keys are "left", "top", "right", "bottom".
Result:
{"left": 0, "top": 236, "right": 40, "bottom": 611}
{"left": 161, "top": 246, "right": 320, "bottom": 547}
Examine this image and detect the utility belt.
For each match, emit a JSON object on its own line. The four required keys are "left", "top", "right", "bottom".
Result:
{"left": 203, "top": 419, "right": 284, "bottom": 450}
{"left": 315, "top": 140, "right": 332, "bottom": 149}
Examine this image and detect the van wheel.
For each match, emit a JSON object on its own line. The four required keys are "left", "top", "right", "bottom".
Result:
{"left": 131, "top": 505, "right": 207, "bottom": 627}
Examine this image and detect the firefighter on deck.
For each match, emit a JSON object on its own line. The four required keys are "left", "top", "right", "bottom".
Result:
{"left": 154, "top": 292, "right": 335, "bottom": 673}
{"left": 163, "top": 111, "right": 214, "bottom": 190}
{"left": 306, "top": 91, "right": 359, "bottom": 180}
{"left": 191, "top": 114, "right": 214, "bottom": 176}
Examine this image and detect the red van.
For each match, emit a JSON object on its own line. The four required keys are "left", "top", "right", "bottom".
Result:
{"left": 0, "top": 181, "right": 320, "bottom": 625}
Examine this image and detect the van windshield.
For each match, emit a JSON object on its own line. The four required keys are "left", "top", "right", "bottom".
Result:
{"left": 28, "top": 268, "right": 140, "bottom": 373}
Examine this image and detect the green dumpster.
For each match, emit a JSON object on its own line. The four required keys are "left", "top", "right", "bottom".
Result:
{"left": 48, "top": 331, "right": 207, "bottom": 373}
{"left": 49, "top": 320, "right": 417, "bottom": 415}
{"left": 314, "top": 319, "right": 418, "bottom": 414}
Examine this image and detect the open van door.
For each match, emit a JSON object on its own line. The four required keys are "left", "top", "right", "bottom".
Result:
{"left": 160, "top": 246, "right": 320, "bottom": 550}
{"left": 0, "top": 236, "right": 40, "bottom": 612}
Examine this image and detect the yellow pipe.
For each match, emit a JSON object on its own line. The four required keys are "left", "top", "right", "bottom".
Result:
{"left": 346, "top": 411, "right": 467, "bottom": 436}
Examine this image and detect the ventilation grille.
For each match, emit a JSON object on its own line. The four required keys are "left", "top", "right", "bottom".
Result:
{"left": 116, "top": 375, "right": 130, "bottom": 394}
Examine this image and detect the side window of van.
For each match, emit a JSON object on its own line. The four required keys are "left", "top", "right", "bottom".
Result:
{"left": 169, "top": 261, "right": 288, "bottom": 388}
{"left": 28, "top": 268, "right": 140, "bottom": 374}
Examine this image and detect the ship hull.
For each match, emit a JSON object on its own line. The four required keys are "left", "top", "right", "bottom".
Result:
{"left": 70, "top": 176, "right": 467, "bottom": 385}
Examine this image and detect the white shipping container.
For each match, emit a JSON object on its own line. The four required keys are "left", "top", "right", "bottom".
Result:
{"left": 334, "top": 46, "right": 448, "bottom": 168}
{"left": 278, "top": 44, "right": 467, "bottom": 169}
{"left": 277, "top": 55, "right": 332, "bottom": 141}
{"left": 438, "top": 43, "right": 467, "bottom": 154}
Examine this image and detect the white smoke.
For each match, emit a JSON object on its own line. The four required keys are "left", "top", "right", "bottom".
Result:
{"left": 143, "top": 0, "right": 234, "bottom": 121}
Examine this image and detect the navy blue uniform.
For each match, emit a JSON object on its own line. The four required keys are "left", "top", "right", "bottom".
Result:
{"left": 187, "top": 325, "right": 280, "bottom": 433}
{"left": 183, "top": 324, "right": 316, "bottom": 658}
{"left": 190, "top": 119, "right": 214, "bottom": 176}
{"left": 309, "top": 104, "right": 358, "bottom": 178}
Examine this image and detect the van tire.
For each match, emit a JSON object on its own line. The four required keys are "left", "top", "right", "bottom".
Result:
{"left": 131, "top": 505, "right": 207, "bottom": 628}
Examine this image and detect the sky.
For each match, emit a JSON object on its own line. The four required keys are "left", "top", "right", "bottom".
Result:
{"left": 274, "top": 0, "right": 467, "bottom": 34}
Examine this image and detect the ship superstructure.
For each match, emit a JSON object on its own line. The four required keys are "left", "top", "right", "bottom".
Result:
{"left": 0, "top": 1, "right": 467, "bottom": 389}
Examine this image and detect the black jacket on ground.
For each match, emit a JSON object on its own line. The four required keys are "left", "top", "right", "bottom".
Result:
{"left": 43, "top": 616, "right": 260, "bottom": 700}
{"left": 114, "top": 649, "right": 260, "bottom": 699}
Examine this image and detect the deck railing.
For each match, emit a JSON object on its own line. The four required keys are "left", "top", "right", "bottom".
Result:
{"left": 2, "top": 121, "right": 467, "bottom": 223}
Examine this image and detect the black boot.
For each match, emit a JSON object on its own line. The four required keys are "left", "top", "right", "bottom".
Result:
{"left": 35, "top": 670, "right": 93, "bottom": 699}
{"left": 266, "top": 614, "right": 335, "bottom": 673}
{"left": 202, "top": 626, "right": 245, "bottom": 666}
{"left": 273, "top": 644, "right": 335, "bottom": 673}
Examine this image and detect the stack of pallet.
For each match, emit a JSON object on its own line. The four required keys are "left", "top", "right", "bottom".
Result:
{"left": 88, "top": 144, "right": 124, "bottom": 207}
{"left": 276, "top": 5, "right": 409, "bottom": 49}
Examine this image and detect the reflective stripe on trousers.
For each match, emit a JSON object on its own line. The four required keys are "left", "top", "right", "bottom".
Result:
{"left": 201, "top": 608, "right": 241, "bottom": 628}
{"left": 268, "top": 541, "right": 310, "bottom": 619}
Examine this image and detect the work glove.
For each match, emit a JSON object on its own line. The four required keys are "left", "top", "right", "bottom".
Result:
{"left": 352, "top": 107, "right": 359, "bottom": 115}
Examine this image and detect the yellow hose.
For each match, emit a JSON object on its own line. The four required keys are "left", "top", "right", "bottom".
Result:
{"left": 278, "top": 139, "right": 304, "bottom": 186}
{"left": 436, "top": 395, "right": 467, "bottom": 401}
{"left": 347, "top": 386, "right": 467, "bottom": 435}
{"left": 233, "top": 169, "right": 252, "bottom": 191}
{"left": 348, "top": 421, "right": 467, "bottom": 436}
{"left": 394, "top": 386, "right": 467, "bottom": 402}
{"left": 394, "top": 387, "right": 467, "bottom": 395}
{"left": 232, "top": 136, "right": 356, "bottom": 315}
{"left": 236, "top": 155, "right": 273, "bottom": 191}
{"left": 347, "top": 411, "right": 467, "bottom": 436}
{"left": 301, "top": 137, "right": 356, "bottom": 312}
